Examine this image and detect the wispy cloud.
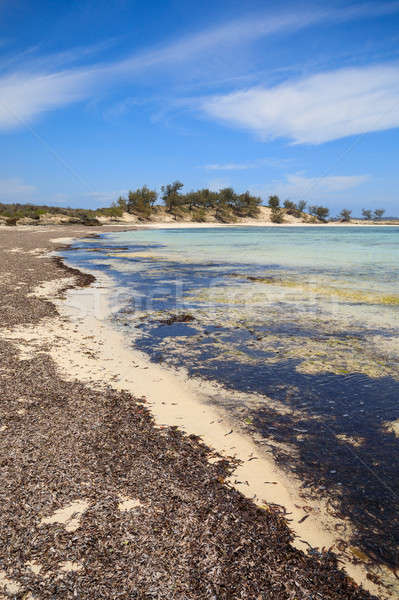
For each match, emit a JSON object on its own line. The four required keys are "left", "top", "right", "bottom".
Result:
{"left": 0, "top": 178, "right": 36, "bottom": 200}
{"left": 203, "top": 157, "right": 288, "bottom": 170}
{"left": 0, "top": 69, "right": 100, "bottom": 129}
{"left": 114, "top": 1, "right": 399, "bottom": 72}
{"left": 201, "top": 62, "right": 399, "bottom": 144}
{"left": 268, "top": 173, "right": 370, "bottom": 200}
{"left": 1, "top": 2, "right": 399, "bottom": 131}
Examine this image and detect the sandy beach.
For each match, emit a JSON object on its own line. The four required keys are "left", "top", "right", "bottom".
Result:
{"left": 0, "top": 224, "right": 391, "bottom": 599}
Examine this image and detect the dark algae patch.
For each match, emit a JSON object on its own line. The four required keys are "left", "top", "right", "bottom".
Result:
{"left": 0, "top": 226, "right": 380, "bottom": 599}
{"left": 134, "top": 317, "right": 399, "bottom": 577}
{"left": 159, "top": 313, "right": 195, "bottom": 325}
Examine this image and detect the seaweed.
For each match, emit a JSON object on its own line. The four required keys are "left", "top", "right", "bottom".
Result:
{"left": 159, "top": 313, "right": 195, "bottom": 325}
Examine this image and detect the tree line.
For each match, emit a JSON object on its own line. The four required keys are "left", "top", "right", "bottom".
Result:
{"left": 116, "top": 182, "right": 262, "bottom": 222}
{"left": 267, "top": 197, "right": 386, "bottom": 223}
{"left": 0, "top": 186, "right": 388, "bottom": 225}
{"left": 117, "top": 184, "right": 387, "bottom": 223}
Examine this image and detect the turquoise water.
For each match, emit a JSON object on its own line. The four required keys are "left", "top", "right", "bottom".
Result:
{"left": 121, "top": 225, "right": 399, "bottom": 271}
{"left": 63, "top": 226, "right": 399, "bottom": 576}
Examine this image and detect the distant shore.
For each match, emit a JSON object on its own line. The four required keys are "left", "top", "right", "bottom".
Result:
{"left": 1, "top": 201, "right": 398, "bottom": 229}
{"left": 1, "top": 220, "right": 398, "bottom": 235}
{"left": 131, "top": 220, "right": 399, "bottom": 228}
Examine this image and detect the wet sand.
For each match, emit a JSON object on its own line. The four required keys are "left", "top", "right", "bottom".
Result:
{"left": 0, "top": 225, "right": 387, "bottom": 599}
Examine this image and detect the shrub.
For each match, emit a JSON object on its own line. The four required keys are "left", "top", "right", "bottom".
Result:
{"left": 215, "top": 208, "right": 237, "bottom": 223}
{"left": 191, "top": 209, "right": 207, "bottom": 222}
{"left": 98, "top": 206, "right": 124, "bottom": 218}
{"left": 170, "top": 207, "right": 186, "bottom": 221}
{"left": 270, "top": 208, "right": 284, "bottom": 223}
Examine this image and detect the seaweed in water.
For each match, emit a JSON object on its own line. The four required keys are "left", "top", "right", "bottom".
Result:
{"left": 159, "top": 313, "right": 195, "bottom": 325}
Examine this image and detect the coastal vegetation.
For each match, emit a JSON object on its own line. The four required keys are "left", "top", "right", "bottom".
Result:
{"left": 0, "top": 186, "right": 391, "bottom": 226}
{"left": 156, "top": 182, "right": 263, "bottom": 220}
{"left": 308, "top": 205, "right": 330, "bottom": 222}
{"left": 113, "top": 182, "right": 263, "bottom": 222}
{"left": 362, "top": 208, "right": 385, "bottom": 220}
{"left": 0, "top": 202, "right": 105, "bottom": 226}
{"left": 339, "top": 209, "right": 352, "bottom": 222}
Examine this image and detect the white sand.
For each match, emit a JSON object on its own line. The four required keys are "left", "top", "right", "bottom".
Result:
{"left": 0, "top": 571, "right": 21, "bottom": 595}
{"left": 118, "top": 496, "right": 144, "bottom": 511}
{"left": 130, "top": 221, "right": 398, "bottom": 229}
{"left": 40, "top": 499, "right": 89, "bottom": 532}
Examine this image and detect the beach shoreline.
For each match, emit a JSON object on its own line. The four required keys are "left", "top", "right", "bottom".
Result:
{"left": 49, "top": 231, "right": 392, "bottom": 591}
{"left": 1, "top": 220, "right": 398, "bottom": 238}
{"left": 0, "top": 224, "right": 390, "bottom": 598}
{"left": 132, "top": 221, "right": 399, "bottom": 228}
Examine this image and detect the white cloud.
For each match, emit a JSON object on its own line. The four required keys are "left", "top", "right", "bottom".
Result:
{"left": 203, "top": 157, "right": 288, "bottom": 170}
{"left": 0, "top": 69, "right": 97, "bottom": 129}
{"left": 205, "top": 161, "right": 261, "bottom": 171}
{"left": 202, "top": 62, "right": 399, "bottom": 144}
{"left": 1, "top": 3, "right": 399, "bottom": 131}
{"left": 269, "top": 173, "right": 369, "bottom": 200}
{"left": 116, "top": 1, "right": 399, "bottom": 70}
{"left": 1, "top": 7, "right": 323, "bottom": 131}
{"left": 0, "top": 178, "right": 36, "bottom": 199}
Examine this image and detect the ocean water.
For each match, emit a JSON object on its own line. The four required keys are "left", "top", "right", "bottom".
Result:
{"left": 63, "top": 226, "right": 399, "bottom": 576}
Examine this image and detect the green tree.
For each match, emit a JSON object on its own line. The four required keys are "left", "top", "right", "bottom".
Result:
{"left": 184, "top": 191, "right": 198, "bottom": 211}
{"left": 339, "top": 209, "right": 352, "bottom": 222}
{"left": 297, "top": 200, "right": 307, "bottom": 214}
{"left": 283, "top": 199, "right": 307, "bottom": 218}
{"left": 116, "top": 196, "right": 127, "bottom": 211}
{"left": 127, "top": 186, "right": 157, "bottom": 217}
{"left": 161, "top": 181, "right": 184, "bottom": 213}
{"left": 267, "top": 195, "right": 284, "bottom": 223}
{"left": 194, "top": 189, "right": 218, "bottom": 210}
{"left": 268, "top": 195, "right": 280, "bottom": 209}
{"left": 218, "top": 187, "right": 236, "bottom": 209}
{"left": 374, "top": 209, "right": 385, "bottom": 220}
{"left": 317, "top": 206, "right": 330, "bottom": 222}
{"left": 362, "top": 209, "right": 372, "bottom": 220}
{"left": 309, "top": 205, "right": 329, "bottom": 222}
{"left": 234, "top": 191, "right": 261, "bottom": 217}
{"left": 283, "top": 200, "right": 296, "bottom": 214}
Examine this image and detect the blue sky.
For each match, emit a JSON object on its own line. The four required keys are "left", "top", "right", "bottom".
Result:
{"left": 1, "top": 0, "right": 399, "bottom": 215}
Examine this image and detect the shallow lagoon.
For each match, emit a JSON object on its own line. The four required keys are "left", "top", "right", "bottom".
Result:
{"left": 64, "top": 226, "right": 399, "bottom": 578}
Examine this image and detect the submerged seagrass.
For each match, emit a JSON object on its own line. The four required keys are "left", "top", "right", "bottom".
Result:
{"left": 63, "top": 225, "right": 399, "bottom": 582}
